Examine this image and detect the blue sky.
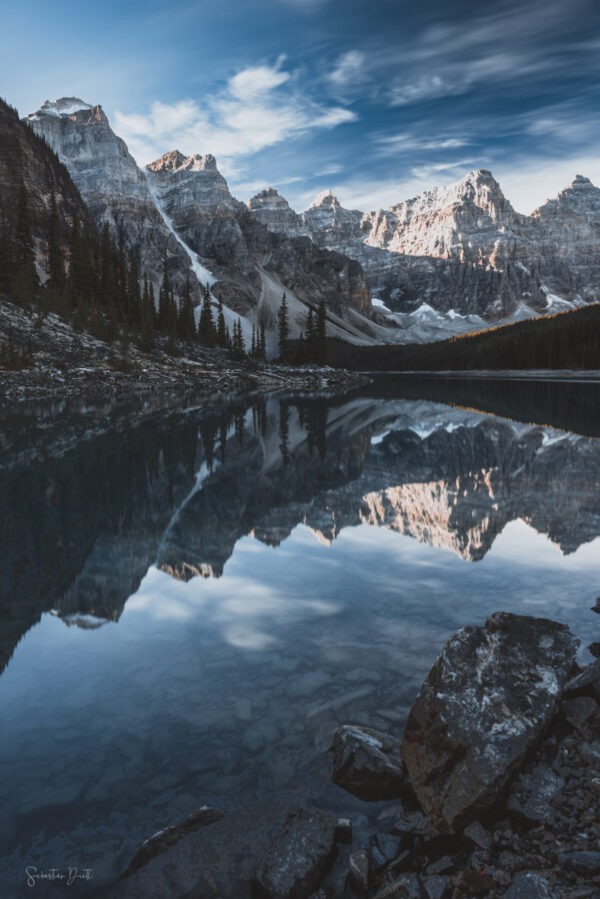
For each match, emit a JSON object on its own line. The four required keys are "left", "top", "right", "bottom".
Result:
{"left": 2, "top": 0, "right": 599, "bottom": 213}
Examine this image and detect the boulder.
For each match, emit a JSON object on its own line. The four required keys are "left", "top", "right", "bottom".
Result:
{"left": 563, "top": 659, "right": 600, "bottom": 701}
{"left": 401, "top": 613, "right": 578, "bottom": 831}
{"left": 330, "top": 725, "right": 407, "bottom": 801}
{"left": 253, "top": 806, "right": 338, "bottom": 899}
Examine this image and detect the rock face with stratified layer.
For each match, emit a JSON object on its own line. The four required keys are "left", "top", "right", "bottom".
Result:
{"left": 246, "top": 187, "right": 311, "bottom": 239}
{"left": 297, "top": 169, "right": 600, "bottom": 321}
{"left": 400, "top": 612, "right": 579, "bottom": 831}
{"left": 26, "top": 99, "right": 374, "bottom": 339}
{"left": 26, "top": 99, "right": 195, "bottom": 295}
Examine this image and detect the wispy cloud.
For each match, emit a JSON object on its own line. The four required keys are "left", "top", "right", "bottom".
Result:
{"left": 113, "top": 58, "right": 356, "bottom": 170}
{"left": 374, "top": 133, "right": 470, "bottom": 156}
{"left": 329, "top": 50, "right": 366, "bottom": 87}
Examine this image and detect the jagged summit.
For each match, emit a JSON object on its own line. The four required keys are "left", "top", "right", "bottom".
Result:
{"left": 308, "top": 189, "right": 339, "bottom": 209}
{"left": 246, "top": 186, "right": 310, "bottom": 237}
{"left": 146, "top": 151, "right": 218, "bottom": 174}
{"left": 28, "top": 97, "right": 94, "bottom": 120}
{"left": 146, "top": 149, "right": 187, "bottom": 172}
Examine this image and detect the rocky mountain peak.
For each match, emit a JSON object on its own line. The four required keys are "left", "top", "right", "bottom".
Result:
{"left": 531, "top": 173, "right": 600, "bottom": 224}
{"left": 145, "top": 150, "right": 187, "bottom": 173}
{"left": 146, "top": 151, "right": 219, "bottom": 175}
{"left": 571, "top": 174, "right": 592, "bottom": 187}
{"left": 28, "top": 97, "right": 94, "bottom": 120}
{"left": 246, "top": 187, "right": 310, "bottom": 238}
{"left": 308, "top": 189, "right": 340, "bottom": 209}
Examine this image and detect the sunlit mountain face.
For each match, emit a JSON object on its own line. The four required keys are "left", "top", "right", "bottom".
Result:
{"left": 1, "top": 378, "right": 599, "bottom": 889}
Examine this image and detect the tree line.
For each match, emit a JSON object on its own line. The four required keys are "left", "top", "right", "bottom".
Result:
{"left": 0, "top": 178, "right": 335, "bottom": 368}
{"left": 0, "top": 183, "right": 255, "bottom": 360}
{"left": 323, "top": 303, "right": 600, "bottom": 372}
{"left": 277, "top": 292, "right": 328, "bottom": 365}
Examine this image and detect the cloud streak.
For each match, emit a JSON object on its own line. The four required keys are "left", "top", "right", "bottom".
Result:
{"left": 114, "top": 59, "right": 356, "bottom": 170}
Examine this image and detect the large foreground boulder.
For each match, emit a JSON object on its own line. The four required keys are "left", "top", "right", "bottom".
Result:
{"left": 330, "top": 725, "right": 407, "bottom": 801}
{"left": 401, "top": 613, "right": 578, "bottom": 831}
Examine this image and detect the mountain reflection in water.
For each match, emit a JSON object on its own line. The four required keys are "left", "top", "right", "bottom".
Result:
{"left": 0, "top": 379, "right": 599, "bottom": 892}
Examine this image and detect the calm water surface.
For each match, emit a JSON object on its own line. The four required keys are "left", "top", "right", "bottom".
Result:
{"left": 1, "top": 378, "right": 599, "bottom": 895}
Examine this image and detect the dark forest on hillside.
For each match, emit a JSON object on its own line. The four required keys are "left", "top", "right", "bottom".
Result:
{"left": 324, "top": 304, "right": 600, "bottom": 372}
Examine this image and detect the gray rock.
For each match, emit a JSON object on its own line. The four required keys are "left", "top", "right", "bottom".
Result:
{"left": 463, "top": 820, "right": 491, "bottom": 851}
{"left": 391, "top": 808, "right": 430, "bottom": 836}
{"left": 330, "top": 724, "right": 407, "bottom": 801}
{"left": 426, "top": 856, "right": 455, "bottom": 876}
{"left": 558, "top": 850, "right": 600, "bottom": 874}
{"left": 502, "top": 873, "right": 555, "bottom": 898}
{"left": 563, "top": 660, "right": 600, "bottom": 701}
{"left": 348, "top": 849, "right": 369, "bottom": 895}
{"left": 401, "top": 613, "right": 578, "bottom": 831}
{"left": 254, "top": 806, "right": 338, "bottom": 899}
{"left": 560, "top": 696, "right": 600, "bottom": 740}
{"left": 506, "top": 764, "right": 565, "bottom": 824}
{"left": 421, "top": 875, "right": 451, "bottom": 899}
{"left": 119, "top": 805, "right": 224, "bottom": 878}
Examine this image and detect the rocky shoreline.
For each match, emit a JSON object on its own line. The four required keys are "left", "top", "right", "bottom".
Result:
{"left": 0, "top": 303, "right": 369, "bottom": 404}
{"left": 112, "top": 611, "right": 600, "bottom": 899}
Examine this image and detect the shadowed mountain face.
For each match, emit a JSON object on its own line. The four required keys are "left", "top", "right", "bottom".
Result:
{"left": 2, "top": 383, "right": 600, "bottom": 674}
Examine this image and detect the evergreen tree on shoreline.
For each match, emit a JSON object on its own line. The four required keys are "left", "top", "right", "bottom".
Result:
{"left": 277, "top": 292, "right": 289, "bottom": 360}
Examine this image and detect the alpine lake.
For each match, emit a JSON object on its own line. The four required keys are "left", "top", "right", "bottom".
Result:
{"left": 1, "top": 375, "right": 599, "bottom": 895}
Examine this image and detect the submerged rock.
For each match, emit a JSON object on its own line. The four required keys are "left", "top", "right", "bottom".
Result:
{"left": 330, "top": 724, "right": 407, "bottom": 801}
{"left": 119, "top": 805, "right": 224, "bottom": 878}
{"left": 401, "top": 613, "right": 578, "bottom": 831}
{"left": 253, "top": 806, "right": 338, "bottom": 899}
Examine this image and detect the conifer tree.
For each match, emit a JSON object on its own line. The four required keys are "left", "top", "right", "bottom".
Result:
{"left": 12, "top": 180, "right": 38, "bottom": 307}
{"left": 178, "top": 276, "right": 196, "bottom": 341}
{"left": 0, "top": 207, "right": 15, "bottom": 295}
{"left": 127, "top": 250, "right": 142, "bottom": 331}
{"left": 230, "top": 318, "right": 246, "bottom": 359}
{"left": 316, "top": 299, "right": 327, "bottom": 365}
{"left": 251, "top": 324, "right": 256, "bottom": 358}
{"left": 216, "top": 299, "right": 227, "bottom": 348}
{"left": 305, "top": 307, "right": 316, "bottom": 363}
{"left": 198, "top": 285, "right": 216, "bottom": 346}
{"left": 277, "top": 292, "right": 289, "bottom": 360}
{"left": 158, "top": 250, "right": 171, "bottom": 331}
{"left": 47, "top": 191, "right": 64, "bottom": 292}
{"left": 259, "top": 323, "right": 267, "bottom": 361}
{"left": 140, "top": 274, "right": 155, "bottom": 351}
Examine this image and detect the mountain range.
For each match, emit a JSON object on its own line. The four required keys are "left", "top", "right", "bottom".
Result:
{"left": 6, "top": 95, "right": 600, "bottom": 346}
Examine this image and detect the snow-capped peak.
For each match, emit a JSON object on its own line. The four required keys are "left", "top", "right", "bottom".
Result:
{"left": 28, "top": 97, "right": 93, "bottom": 120}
